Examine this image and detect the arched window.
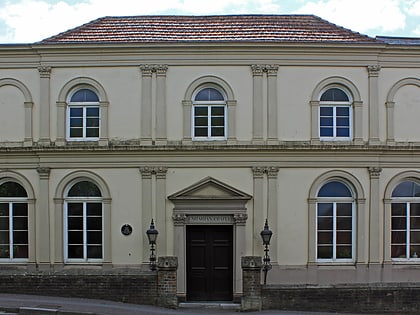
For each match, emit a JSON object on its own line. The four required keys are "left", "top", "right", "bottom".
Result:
{"left": 316, "top": 181, "right": 355, "bottom": 262}
{"left": 64, "top": 180, "right": 103, "bottom": 262}
{"left": 192, "top": 86, "right": 227, "bottom": 140}
{"left": 319, "top": 87, "right": 352, "bottom": 140}
{"left": 0, "top": 181, "right": 28, "bottom": 261}
{"left": 391, "top": 180, "right": 420, "bottom": 260}
{"left": 67, "top": 88, "right": 100, "bottom": 141}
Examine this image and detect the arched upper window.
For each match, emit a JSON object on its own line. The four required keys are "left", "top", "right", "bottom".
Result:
{"left": 0, "top": 181, "right": 28, "bottom": 261}
{"left": 192, "top": 86, "right": 227, "bottom": 140}
{"left": 67, "top": 88, "right": 100, "bottom": 141}
{"left": 64, "top": 180, "right": 103, "bottom": 262}
{"left": 316, "top": 180, "right": 355, "bottom": 262}
{"left": 319, "top": 87, "right": 352, "bottom": 140}
{"left": 391, "top": 180, "right": 420, "bottom": 260}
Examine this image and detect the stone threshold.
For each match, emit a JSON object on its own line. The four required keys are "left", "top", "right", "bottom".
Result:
{"left": 178, "top": 302, "right": 240, "bottom": 311}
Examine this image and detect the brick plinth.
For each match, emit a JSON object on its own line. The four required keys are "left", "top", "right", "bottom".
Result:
{"left": 157, "top": 256, "right": 178, "bottom": 309}
{"left": 241, "top": 256, "right": 262, "bottom": 311}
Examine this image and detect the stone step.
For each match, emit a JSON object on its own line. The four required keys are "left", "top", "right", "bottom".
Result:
{"left": 178, "top": 302, "right": 240, "bottom": 311}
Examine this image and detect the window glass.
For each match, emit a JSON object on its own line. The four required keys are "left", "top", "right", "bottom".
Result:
{"left": 317, "top": 180, "right": 354, "bottom": 262}
{"left": 65, "top": 181, "right": 103, "bottom": 262}
{"left": 195, "top": 88, "right": 224, "bottom": 101}
{"left": 0, "top": 182, "right": 28, "bottom": 260}
{"left": 68, "top": 181, "right": 101, "bottom": 197}
{"left": 192, "top": 86, "right": 226, "bottom": 140}
{"left": 318, "top": 181, "right": 352, "bottom": 197}
{"left": 70, "top": 89, "right": 99, "bottom": 102}
{"left": 320, "top": 88, "right": 349, "bottom": 102}
{"left": 0, "top": 182, "right": 27, "bottom": 197}
{"left": 392, "top": 181, "right": 420, "bottom": 197}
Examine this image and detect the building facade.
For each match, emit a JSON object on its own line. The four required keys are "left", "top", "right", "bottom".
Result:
{"left": 0, "top": 15, "right": 419, "bottom": 303}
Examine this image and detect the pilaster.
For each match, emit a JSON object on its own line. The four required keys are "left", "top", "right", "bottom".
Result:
{"left": 367, "top": 65, "right": 381, "bottom": 145}
{"left": 23, "top": 101, "right": 34, "bottom": 146}
{"left": 385, "top": 101, "right": 395, "bottom": 144}
{"left": 38, "top": 66, "right": 51, "bottom": 145}
{"left": 55, "top": 101, "right": 66, "bottom": 146}
{"left": 266, "top": 65, "right": 278, "bottom": 144}
{"left": 36, "top": 167, "right": 51, "bottom": 266}
{"left": 251, "top": 65, "right": 264, "bottom": 144}
{"left": 368, "top": 167, "right": 383, "bottom": 264}
{"left": 140, "top": 65, "right": 153, "bottom": 145}
{"left": 156, "top": 65, "right": 168, "bottom": 145}
{"left": 267, "top": 166, "right": 279, "bottom": 262}
{"left": 252, "top": 166, "right": 265, "bottom": 254}
{"left": 155, "top": 167, "right": 168, "bottom": 254}
{"left": 353, "top": 100, "right": 364, "bottom": 145}
{"left": 310, "top": 100, "right": 320, "bottom": 144}
{"left": 139, "top": 166, "right": 153, "bottom": 263}
{"left": 182, "top": 100, "right": 193, "bottom": 144}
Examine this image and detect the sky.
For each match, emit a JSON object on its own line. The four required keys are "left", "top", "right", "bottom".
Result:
{"left": 0, "top": 0, "right": 419, "bottom": 43}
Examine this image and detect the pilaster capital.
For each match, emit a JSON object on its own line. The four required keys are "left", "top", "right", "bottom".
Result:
{"left": 233, "top": 213, "right": 248, "bottom": 225}
{"left": 251, "top": 65, "right": 264, "bottom": 76}
{"left": 139, "top": 64, "right": 153, "bottom": 76}
{"left": 368, "top": 167, "right": 382, "bottom": 178}
{"left": 353, "top": 100, "right": 363, "bottom": 107}
{"left": 367, "top": 65, "right": 381, "bottom": 77}
{"left": 265, "top": 64, "right": 279, "bottom": 76}
{"left": 38, "top": 66, "right": 51, "bottom": 78}
{"left": 24, "top": 101, "right": 34, "bottom": 109}
{"left": 310, "top": 100, "right": 319, "bottom": 107}
{"left": 252, "top": 166, "right": 265, "bottom": 178}
{"left": 385, "top": 101, "right": 395, "bottom": 109}
{"left": 154, "top": 166, "right": 168, "bottom": 179}
{"left": 36, "top": 167, "right": 51, "bottom": 179}
{"left": 172, "top": 213, "right": 187, "bottom": 225}
{"left": 182, "top": 100, "right": 193, "bottom": 107}
{"left": 266, "top": 166, "right": 280, "bottom": 178}
{"left": 155, "top": 64, "right": 168, "bottom": 76}
{"left": 139, "top": 166, "right": 153, "bottom": 178}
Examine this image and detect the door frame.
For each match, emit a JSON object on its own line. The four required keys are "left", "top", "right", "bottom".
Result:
{"left": 169, "top": 177, "right": 251, "bottom": 302}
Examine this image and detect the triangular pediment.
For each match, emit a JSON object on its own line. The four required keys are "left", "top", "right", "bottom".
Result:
{"left": 168, "top": 177, "right": 251, "bottom": 201}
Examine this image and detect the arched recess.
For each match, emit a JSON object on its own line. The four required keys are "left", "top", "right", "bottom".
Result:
{"left": 385, "top": 78, "right": 420, "bottom": 143}
{"left": 0, "top": 78, "right": 34, "bottom": 146}
{"left": 310, "top": 76, "right": 363, "bottom": 144}
{"left": 182, "top": 76, "right": 237, "bottom": 143}
{"left": 56, "top": 77, "right": 109, "bottom": 145}
{"left": 53, "top": 171, "right": 112, "bottom": 265}
{"left": 0, "top": 170, "right": 36, "bottom": 262}
{"left": 383, "top": 170, "right": 420, "bottom": 261}
{"left": 308, "top": 170, "right": 366, "bottom": 263}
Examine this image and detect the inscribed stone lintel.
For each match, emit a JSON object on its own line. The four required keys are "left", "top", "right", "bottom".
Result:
{"left": 186, "top": 215, "right": 234, "bottom": 225}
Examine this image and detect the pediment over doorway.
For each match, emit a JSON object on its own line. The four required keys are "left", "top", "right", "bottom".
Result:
{"left": 168, "top": 176, "right": 252, "bottom": 201}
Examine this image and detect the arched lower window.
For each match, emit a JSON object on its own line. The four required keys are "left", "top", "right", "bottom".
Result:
{"left": 316, "top": 181, "right": 355, "bottom": 262}
{"left": 319, "top": 87, "right": 352, "bottom": 140}
{"left": 192, "top": 87, "right": 227, "bottom": 140}
{"left": 67, "top": 88, "right": 100, "bottom": 141}
{"left": 0, "top": 181, "right": 28, "bottom": 261}
{"left": 64, "top": 180, "right": 103, "bottom": 262}
{"left": 391, "top": 180, "right": 420, "bottom": 260}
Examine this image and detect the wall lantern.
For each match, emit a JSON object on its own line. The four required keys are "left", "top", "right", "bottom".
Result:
{"left": 260, "top": 219, "right": 272, "bottom": 285}
{"left": 146, "top": 219, "right": 158, "bottom": 271}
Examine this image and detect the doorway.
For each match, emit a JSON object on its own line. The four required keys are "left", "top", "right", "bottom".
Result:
{"left": 186, "top": 225, "right": 233, "bottom": 301}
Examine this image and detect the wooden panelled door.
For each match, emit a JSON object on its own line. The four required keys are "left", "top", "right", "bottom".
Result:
{"left": 186, "top": 225, "right": 233, "bottom": 301}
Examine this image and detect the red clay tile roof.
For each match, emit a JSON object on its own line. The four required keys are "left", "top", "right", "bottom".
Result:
{"left": 39, "top": 15, "right": 378, "bottom": 44}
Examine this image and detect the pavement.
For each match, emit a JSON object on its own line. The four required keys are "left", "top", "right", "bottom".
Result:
{"left": 0, "top": 294, "right": 374, "bottom": 315}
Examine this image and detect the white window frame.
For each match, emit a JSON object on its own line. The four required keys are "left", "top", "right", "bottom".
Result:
{"left": 66, "top": 94, "right": 100, "bottom": 142}
{"left": 316, "top": 196, "right": 355, "bottom": 263}
{"left": 391, "top": 199, "right": 420, "bottom": 262}
{"left": 64, "top": 196, "right": 103, "bottom": 263}
{"left": 319, "top": 102, "right": 352, "bottom": 141}
{"left": 191, "top": 86, "right": 227, "bottom": 141}
{"left": 0, "top": 198, "right": 28, "bottom": 262}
